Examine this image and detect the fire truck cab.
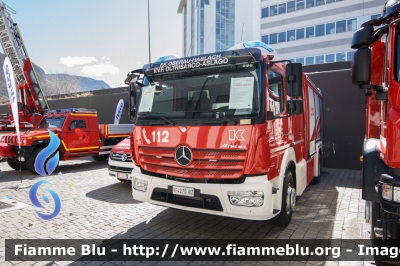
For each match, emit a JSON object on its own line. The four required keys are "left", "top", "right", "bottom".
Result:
{"left": 127, "top": 41, "right": 322, "bottom": 226}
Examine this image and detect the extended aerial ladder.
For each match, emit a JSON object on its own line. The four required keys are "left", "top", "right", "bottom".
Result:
{"left": 0, "top": 1, "right": 49, "bottom": 130}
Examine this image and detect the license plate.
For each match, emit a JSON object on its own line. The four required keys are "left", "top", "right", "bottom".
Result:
{"left": 172, "top": 186, "right": 195, "bottom": 197}
{"left": 116, "top": 173, "right": 129, "bottom": 179}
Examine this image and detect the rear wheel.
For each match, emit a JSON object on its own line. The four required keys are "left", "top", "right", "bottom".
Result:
{"left": 92, "top": 154, "right": 109, "bottom": 161}
{"left": 7, "top": 159, "right": 27, "bottom": 170}
{"left": 270, "top": 171, "right": 296, "bottom": 227}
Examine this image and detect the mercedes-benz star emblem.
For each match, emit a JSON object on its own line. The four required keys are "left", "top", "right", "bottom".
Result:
{"left": 175, "top": 146, "right": 193, "bottom": 166}
{"left": 121, "top": 154, "right": 128, "bottom": 162}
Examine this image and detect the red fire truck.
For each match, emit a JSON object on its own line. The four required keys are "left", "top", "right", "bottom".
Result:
{"left": 351, "top": 1, "right": 400, "bottom": 246}
{"left": 126, "top": 41, "right": 322, "bottom": 226}
{"left": 0, "top": 108, "right": 131, "bottom": 174}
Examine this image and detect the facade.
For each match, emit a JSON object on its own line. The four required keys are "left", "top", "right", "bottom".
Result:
{"left": 178, "top": 0, "right": 386, "bottom": 65}
{"left": 261, "top": 0, "right": 386, "bottom": 65}
{"left": 177, "top": 0, "right": 261, "bottom": 56}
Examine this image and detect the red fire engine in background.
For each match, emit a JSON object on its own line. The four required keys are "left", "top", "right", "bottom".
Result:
{"left": 126, "top": 41, "right": 322, "bottom": 226}
{"left": 351, "top": 1, "right": 400, "bottom": 246}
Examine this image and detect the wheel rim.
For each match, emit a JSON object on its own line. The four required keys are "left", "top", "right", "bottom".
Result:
{"left": 286, "top": 183, "right": 296, "bottom": 215}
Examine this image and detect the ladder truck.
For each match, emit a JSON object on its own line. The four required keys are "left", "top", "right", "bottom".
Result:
{"left": 351, "top": 0, "right": 400, "bottom": 250}
{"left": 0, "top": 1, "right": 49, "bottom": 130}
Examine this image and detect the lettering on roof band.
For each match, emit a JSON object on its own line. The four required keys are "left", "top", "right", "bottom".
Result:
{"left": 152, "top": 55, "right": 229, "bottom": 74}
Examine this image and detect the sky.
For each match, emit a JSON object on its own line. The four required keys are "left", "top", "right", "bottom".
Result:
{"left": 2, "top": 0, "right": 183, "bottom": 88}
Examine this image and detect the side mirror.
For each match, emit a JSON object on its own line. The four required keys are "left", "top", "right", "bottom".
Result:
{"left": 351, "top": 25, "right": 374, "bottom": 49}
{"left": 351, "top": 47, "right": 371, "bottom": 88}
{"left": 32, "top": 113, "right": 42, "bottom": 125}
{"left": 286, "top": 99, "right": 303, "bottom": 114}
{"left": 125, "top": 69, "right": 143, "bottom": 85}
{"left": 286, "top": 63, "right": 303, "bottom": 97}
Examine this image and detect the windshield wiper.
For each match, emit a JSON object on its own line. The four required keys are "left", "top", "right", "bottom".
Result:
{"left": 147, "top": 114, "right": 176, "bottom": 126}
{"left": 186, "top": 110, "right": 238, "bottom": 125}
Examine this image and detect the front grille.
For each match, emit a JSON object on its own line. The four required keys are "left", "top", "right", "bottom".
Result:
{"left": 111, "top": 152, "right": 132, "bottom": 162}
{"left": 138, "top": 146, "right": 246, "bottom": 179}
{"left": 151, "top": 187, "right": 223, "bottom": 211}
{"left": 109, "top": 165, "right": 133, "bottom": 173}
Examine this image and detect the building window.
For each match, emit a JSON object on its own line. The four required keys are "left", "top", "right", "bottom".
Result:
{"left": 371, "top": 14, "right": 380, "bottom": 20}
{"left": 262, "top": 35, "right": 269, "bottom": 44}
{"left": 336, "top": 52, "right": 346, "bottom": 61}
{"left": 216, "top": 0, "right": 235, "bottom": 52}
{"left": 296, "top": 0, "right": 305, "bottom": 10}
{"left": 205, "top": 0, "right": 210, "bottom": 4}
{"left": 270, "top": 33, "right": 277, "bottom": 44}
{"left": 347, "top": 51, "right": 355, "bottom": 61}
{"left": 306, "top": 56, "right": 314, "bottom": 65}
{"left": 278, "top": 3, "right": 286, "bottom": 14}
{"left": 262, "top": 7, "right": 269, "bottom": 18}
{"left": 296, "top": 58, "right": 305, "bottom": 65}
{"left": 287, "top": 1, "right": 295, "bottom": 12}
{"left": 347, "top": 18, "right": 357, "bottom": 31}
{"left": 315, "top": 24, "right": 325, "bottom": 37}
{"left": 336, "top": 20, "right": 346, "bottom": 33}
{"left": 306, "top": 0, "right": 315, "bottom": 8}
{"left": 326, "top": 0, "right": 335, "bottom": 3}
{"left": 306, "top": 26, "right": 314, "bottom": 38}
{"left": 316, "top": 0, "right": 325, "bottom": 6}
{"left": 315, "top": 55, "right": 324, "bottom": 64}
{"left": 326, "top": 54, "right": 335, "bottom": 63}
{"left": 184, "top": 4, "right": 187, "bottom": 56}
{"left": 278, "top": 31, "right": 286, "bottom": 42}
{"left": 198, "top": 0, "right": 204, "bottom": 54}
{"left": 296, "top": 28, "right": 304, "bottom": 40}
{"left": 270, "top": 5, "right": 277, "bottom": 16}
{"left": 191, "top": 0, "right": 195, "bottom": 56}
{"left": 287, "top": 30, "right": 295, "bottom": 41}
{"left": 326, "top": 22, "right": 335, "bottom": 35}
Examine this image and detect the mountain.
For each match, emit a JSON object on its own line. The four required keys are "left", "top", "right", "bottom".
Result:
{"left": 0, "top": 53, "right": 110, "bottom": 103}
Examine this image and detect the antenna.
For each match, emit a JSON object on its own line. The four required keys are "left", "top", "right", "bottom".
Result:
{"left": 241, "top": 23, "right": 244, "bottom": 42}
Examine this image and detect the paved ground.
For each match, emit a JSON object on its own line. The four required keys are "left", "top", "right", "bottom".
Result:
{"left": 0, "top": 158, "right": 370, "bottom": 266}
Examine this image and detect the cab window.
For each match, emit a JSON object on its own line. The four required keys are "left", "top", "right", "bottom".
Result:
{"left": 69, "top": 120, "right": 86, "bottom": 130}
{"left": 268, "top": 70, "right": 285, "bottom": 115}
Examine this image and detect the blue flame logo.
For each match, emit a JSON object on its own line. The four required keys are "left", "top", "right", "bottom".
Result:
{"left": 29, "top": 180, "right": 61, "bottom": 220}
{"left": 34, "top": 130, "right": 60, "bottom": 176}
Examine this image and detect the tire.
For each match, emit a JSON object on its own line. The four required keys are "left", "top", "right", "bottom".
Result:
{"left": 25, "top": 147, "right": 44, "bottom": 175}
{"left": 371, "top": 203, "right": 399, "bottom": 246}
{"left": 117, "top": 178, "right": 130, "bottom": 182}
{"left": 311, "top": 151, "right": 322, "bottom": 184}
{"left": 270, "top": 171, "right": 296, "bottom": 227}
{"left": 92, "top": 154, "right": 109, "bottom": 161}
{"left": 7, "top": 159, "right": 27, "bottom": 170}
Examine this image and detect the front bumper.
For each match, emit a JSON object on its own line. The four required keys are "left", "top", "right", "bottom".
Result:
{"left": 0, "top": 143, "right": 16, "bottom": 158}
{"left": 131, "top": 166, "right": 275, "bottom": 220}
{"left": 108, "top": 158, "right": 133, "bottom": 181}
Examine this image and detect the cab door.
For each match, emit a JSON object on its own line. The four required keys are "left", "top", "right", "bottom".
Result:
{"left": 66, "top": 119, "right": 90, "bottom": 150}
{"left": 267, "top": 69, "right": 290, "bottom": 160}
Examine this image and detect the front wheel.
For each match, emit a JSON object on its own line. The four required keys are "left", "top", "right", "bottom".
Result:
{"left": 26, "top": 147, "right": 44, "bottom": 175}
{"left": 270, "top": 171, "right": 296, "bottom": 227}
{"left": 7, "top": 159, "right": 27, "bottom": 171}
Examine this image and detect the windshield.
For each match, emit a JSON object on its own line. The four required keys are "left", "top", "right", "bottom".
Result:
{"left": 136, "top": 63, "right": 263, "bottom": 125}
{"left": 38, "top": 116, "right": 66, "bottom": 129}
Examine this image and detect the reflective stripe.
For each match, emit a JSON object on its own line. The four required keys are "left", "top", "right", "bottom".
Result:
{"left": 270, "top": 144, "right": 291, "bottom": 154}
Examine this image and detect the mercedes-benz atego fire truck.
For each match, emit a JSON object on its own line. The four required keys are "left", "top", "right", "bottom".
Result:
{"left": 126, "top": 41, "right": 322, "bottom": 226}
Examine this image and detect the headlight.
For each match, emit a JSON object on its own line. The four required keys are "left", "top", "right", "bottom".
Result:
{"left": 133, "top": 177, "right": 148, "bottom": 192}
{"left": 227, "top": 191, "right": 264, "bottom": 207}
{"left": 394, "top": 187, "right": 400, "bottom": 203}
{"left": 22, "top": 138, "right": 27, "bottom": 145}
